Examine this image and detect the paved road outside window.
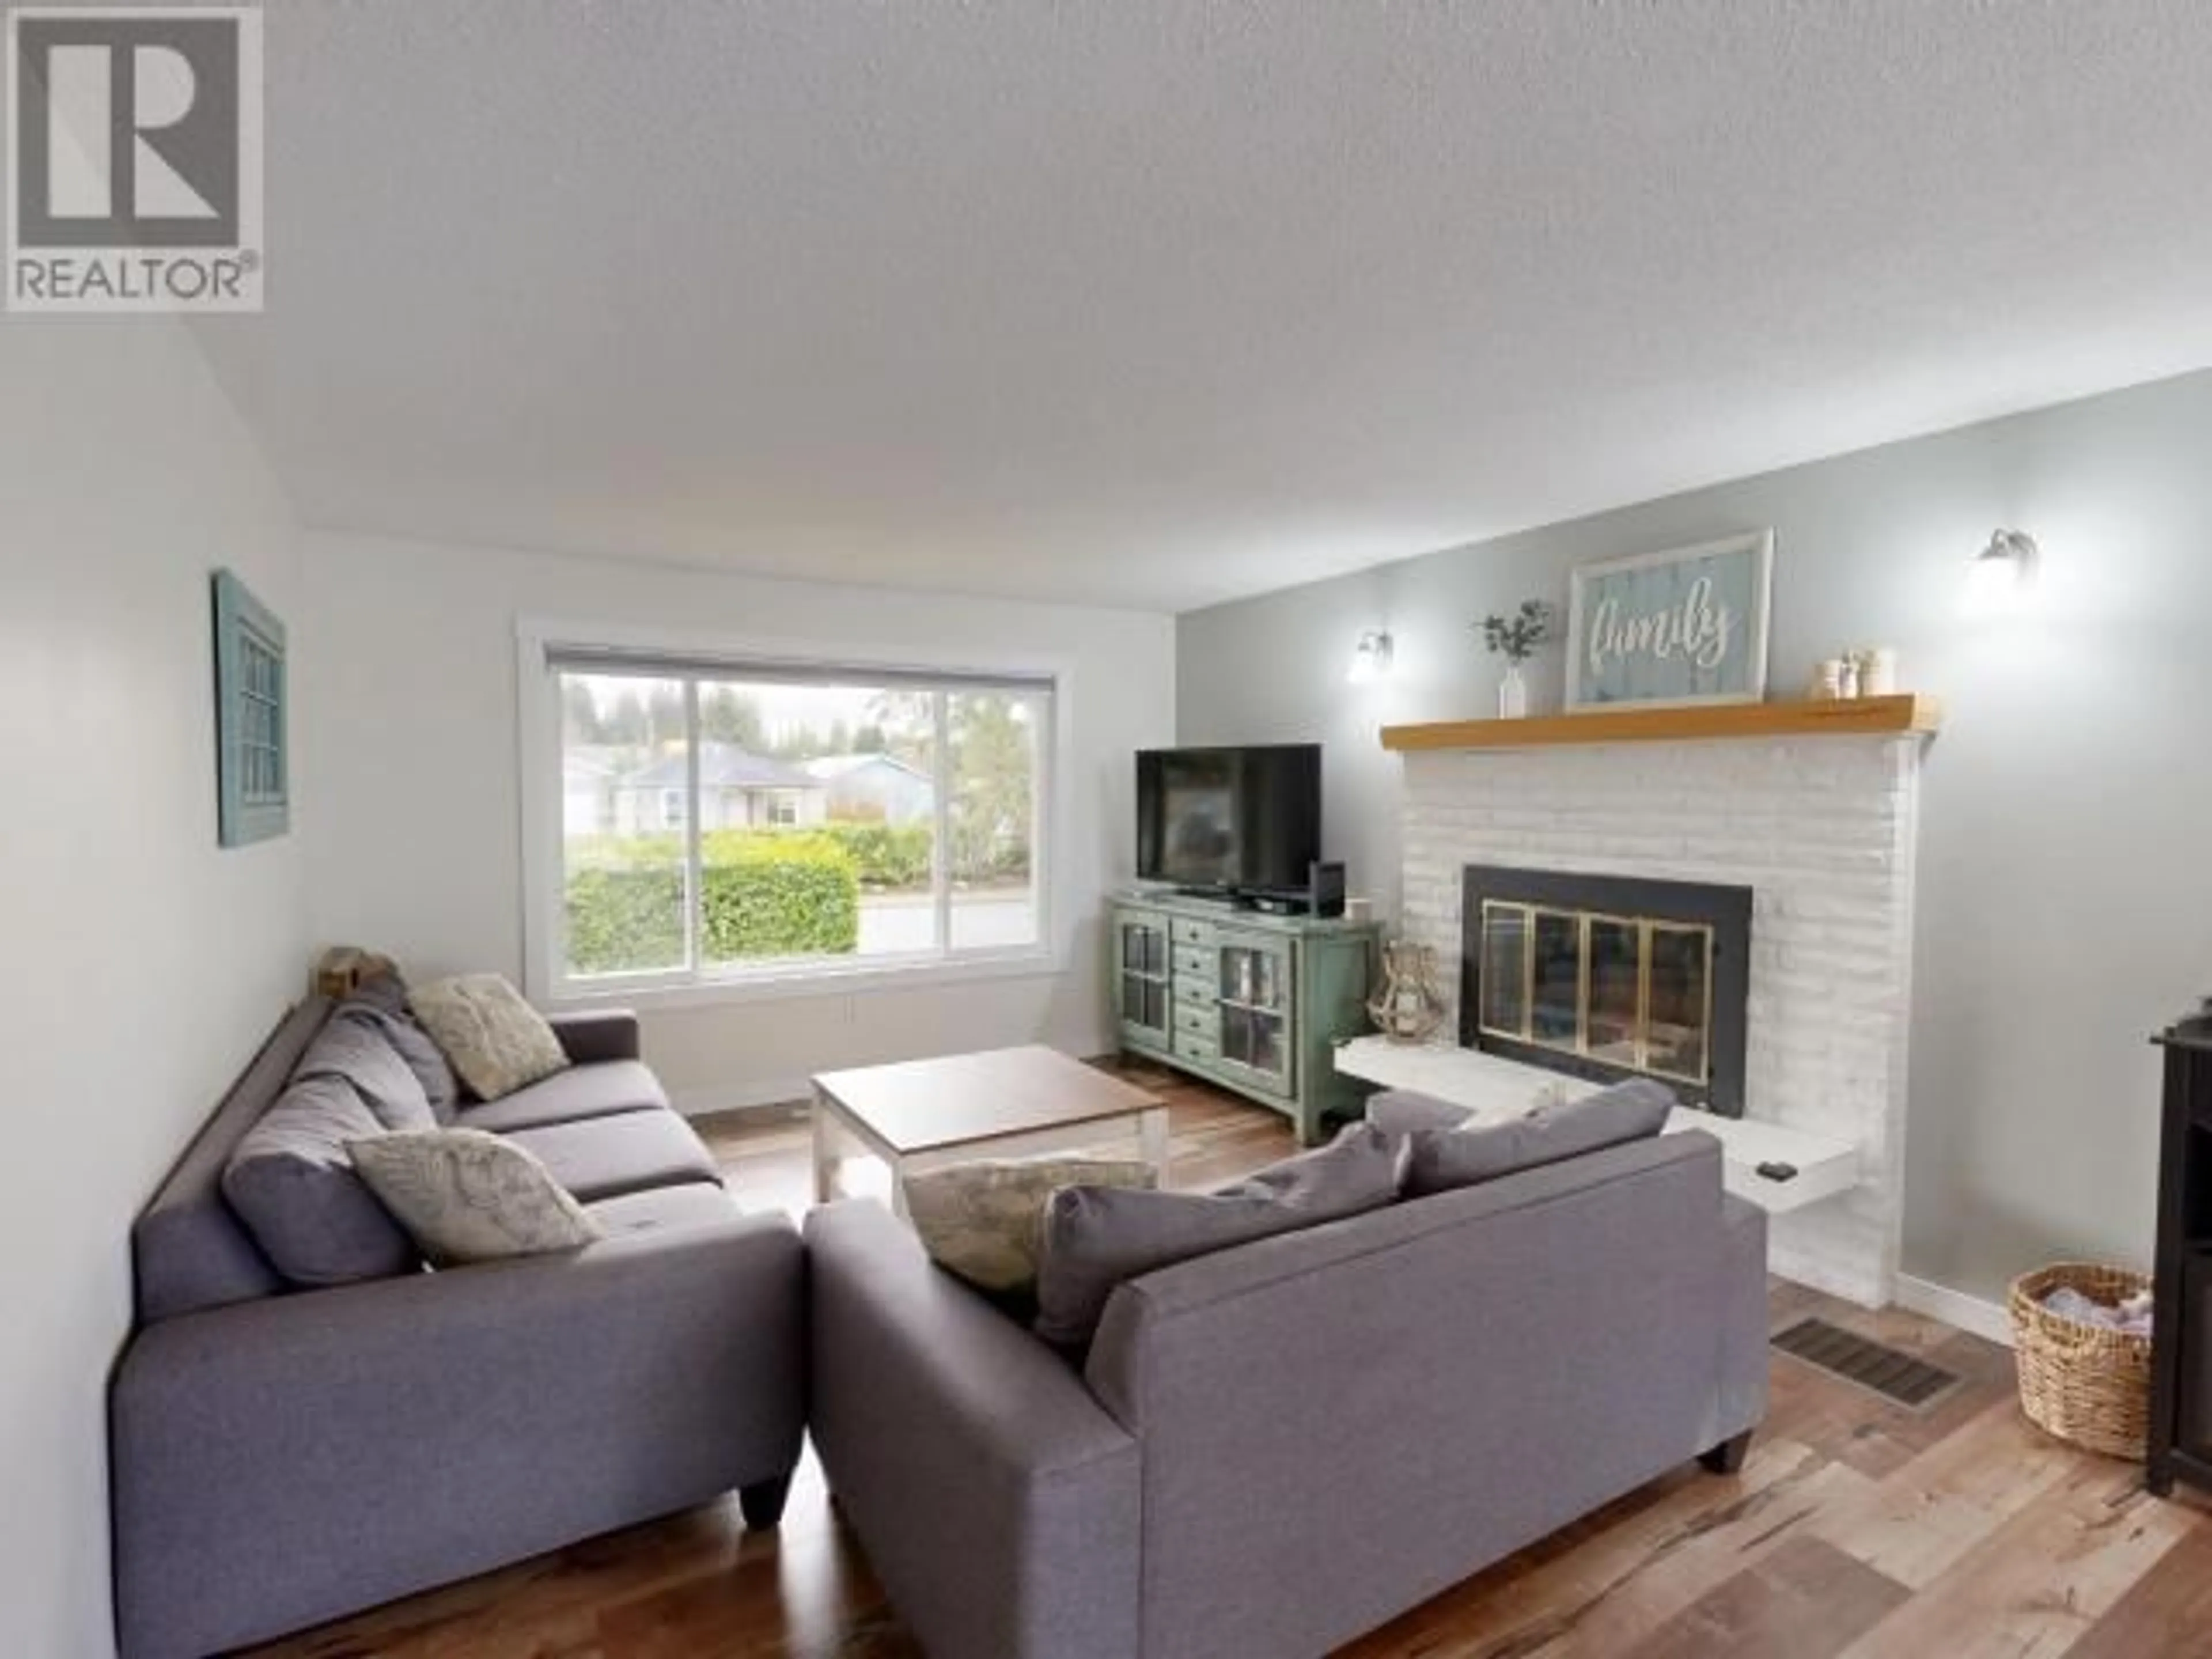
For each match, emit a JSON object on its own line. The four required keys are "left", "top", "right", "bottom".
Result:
{"left": 857, "top": 892, "right": 1037, "bottom": 953}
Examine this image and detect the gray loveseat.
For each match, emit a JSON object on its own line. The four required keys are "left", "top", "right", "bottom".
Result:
{"left": 806, "top": 1128, "right": 1766, "bottom": 1659}
{"left": 112, "top": 996, "right": 805, "bottom": 1659}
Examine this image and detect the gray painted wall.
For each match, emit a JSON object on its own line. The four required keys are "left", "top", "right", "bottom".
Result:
{"left": 1179, "top": 369, "right": 2212, "bottom": 1308}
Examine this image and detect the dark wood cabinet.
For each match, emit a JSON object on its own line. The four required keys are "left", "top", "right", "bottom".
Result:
{"left": 2148, "top": 1012, "right": 2212, "bottom": 1496}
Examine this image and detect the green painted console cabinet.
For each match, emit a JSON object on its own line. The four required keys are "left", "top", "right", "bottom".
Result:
{"left": 1109, "top": 892, "right": 1379, "bottom": 1146}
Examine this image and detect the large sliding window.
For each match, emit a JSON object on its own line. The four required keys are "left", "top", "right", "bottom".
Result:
{"left": 543, "top": 647, "right": 1052, "bottom": 993}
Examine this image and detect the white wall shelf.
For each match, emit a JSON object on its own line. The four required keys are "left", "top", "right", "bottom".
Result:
{"left": 1334, "top": 1036, "right": 1858, "bottom": 1217}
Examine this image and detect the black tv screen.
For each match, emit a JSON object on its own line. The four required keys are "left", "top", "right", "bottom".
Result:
{"left": 1136, "top": 745, "right": 1321, "bottom": 893}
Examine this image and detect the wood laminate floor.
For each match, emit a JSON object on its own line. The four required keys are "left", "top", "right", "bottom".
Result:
{"left": 249, "top": 1061, "right": 2211, "bottom": 1658}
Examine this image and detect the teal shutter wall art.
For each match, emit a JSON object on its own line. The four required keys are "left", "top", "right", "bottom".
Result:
{"left": 212, "top": 568, "right": 290, "bottom": 846}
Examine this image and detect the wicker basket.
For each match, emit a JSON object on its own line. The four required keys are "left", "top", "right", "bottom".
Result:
{"left": 2008, "top": 1262, "right": 2153, "bottom": 1459}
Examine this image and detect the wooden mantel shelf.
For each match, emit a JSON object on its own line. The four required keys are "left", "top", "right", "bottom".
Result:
{"left": 1379, "top": 693, "right": 1942, "bottom": 753}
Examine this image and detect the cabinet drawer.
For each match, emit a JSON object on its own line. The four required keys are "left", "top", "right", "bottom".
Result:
{"left": 1173, "top": 945, "right": 1212, "bottom": 979}
{"left": 1174, "top": 974, "right": 1214, "bottom": 1008}
{"left": 1172, "top": 1030, "right": 1218, "bottom": 1066}
{"left": 1173, "top": 1003, "right": 1217, "bottom": 1039}
{"left": 1172, "top": 917, "right": 1216, "bottom": 947}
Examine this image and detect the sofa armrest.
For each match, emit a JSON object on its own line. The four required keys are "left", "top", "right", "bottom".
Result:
{"left": 112, "top": 1207, "right": 803, "bottom": 1659}
{"left": 546, "top": 1006, "right": 641, "bottom": 1065}
{"left": 1713, "top": 1191, "right": 1770, "bottom": 1446}
{"left": 805, "top": 1199, "right": 1141, "bottom": 1659}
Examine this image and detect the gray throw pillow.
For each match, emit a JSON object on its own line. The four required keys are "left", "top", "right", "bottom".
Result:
{"left": 1404, "top": 1078, "right": 1676, "bottom": 1196}
{"left": 407, "top": 975, "right": 570, "bottom": 1103}
{"left": 348, "top": 1128, "right": 604, "bottom": 1266}
{"left": 1033, "top": 1122, "right": 1402, "bottom": 1350}
{"left": 903, "top": 1157, "right": 1156, "bottom": 1310}
{"left": 1365, "top": 1089, "right": 1474, "bottom": 1146}
{"left": 293, "top": 1016, "right": 435, "bottom": 1132}
{"left": 338, "top": 974, "right": 461, "bottom": 1121}
{"left": 222, "top": 1075, "right": 421, "bottom": 1286}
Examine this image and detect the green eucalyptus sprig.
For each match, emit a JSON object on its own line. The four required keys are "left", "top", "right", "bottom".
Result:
{"left": 1478, "top": 600, "right": 1554, "bottom": 664}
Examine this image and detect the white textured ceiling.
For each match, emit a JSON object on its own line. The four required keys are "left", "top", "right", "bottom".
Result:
{"left": 192, "top": 1, "right": 2212, "bottom": 612}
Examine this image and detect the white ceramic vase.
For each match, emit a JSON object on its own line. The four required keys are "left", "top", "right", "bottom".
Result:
{"left": 1498, "top": 662, "right": 1529, "bottom": 719}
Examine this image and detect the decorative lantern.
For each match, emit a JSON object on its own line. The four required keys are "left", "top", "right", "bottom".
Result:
{"left": 1367, "top": 941, "right": 1447, "bottom": 1044}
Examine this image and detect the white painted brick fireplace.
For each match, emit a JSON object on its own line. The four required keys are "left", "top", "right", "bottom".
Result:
{"left": 1397, "top": 734, "right": 1925, "bottom": 1306}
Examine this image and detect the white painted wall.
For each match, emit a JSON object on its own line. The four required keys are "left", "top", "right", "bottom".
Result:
{"left": 1180, "top": 369, "right": 2212, "bottom": 1312}
{"left": 298, "top": 532, "right": 1176, "bottom": 1107}
{"left": 0, "top": 323, "right": 305, "bottom": 1655}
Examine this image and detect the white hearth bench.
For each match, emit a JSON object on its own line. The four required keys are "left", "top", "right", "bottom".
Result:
{"left": 1334, "top": 1035, "right": 1857, "bottom": 1216}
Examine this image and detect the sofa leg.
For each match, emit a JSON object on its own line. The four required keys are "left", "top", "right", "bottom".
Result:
{"left": 740, "top": 1474, "right": 793, "bottom": 1531}
{"left": 1699, "top": 1430, "right": 1754, "bottom": 1475}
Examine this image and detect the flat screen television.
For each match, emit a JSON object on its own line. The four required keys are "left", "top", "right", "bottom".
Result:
{"left": 1136, "top": 744, "right": 1322, "bottom": 896}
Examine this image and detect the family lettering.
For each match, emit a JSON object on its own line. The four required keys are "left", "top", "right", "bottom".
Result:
{"left": 1586, "top": 575, "right": 1736, "bottom": 676}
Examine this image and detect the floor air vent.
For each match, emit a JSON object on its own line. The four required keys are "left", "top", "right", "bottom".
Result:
{"left": 1770, "top": 1317, "right": 1961, "bottom": 1410}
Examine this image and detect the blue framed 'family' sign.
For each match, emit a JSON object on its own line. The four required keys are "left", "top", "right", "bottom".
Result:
{"left": 212, "top": 568, "right": 290, "bottom": 846}
{"left": 1566, "top": 531, "right": 1774, "bottom": 710}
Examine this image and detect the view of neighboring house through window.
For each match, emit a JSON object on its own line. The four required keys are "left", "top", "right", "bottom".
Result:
{"left": 552, "top": 659, "right": 1048, "bottom": 987}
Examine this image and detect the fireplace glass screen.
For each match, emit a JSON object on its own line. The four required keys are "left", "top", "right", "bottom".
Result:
{"left": 1476, "top": 900, "right": 1714, "bottom": 1087}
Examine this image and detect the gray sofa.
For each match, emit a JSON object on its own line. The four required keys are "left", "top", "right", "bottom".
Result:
{"left": 806, "top": 1128, "right": 1766, "bottom": 1659}
{"left": 112, "top": 997, "right": 806, "bottom": 1659}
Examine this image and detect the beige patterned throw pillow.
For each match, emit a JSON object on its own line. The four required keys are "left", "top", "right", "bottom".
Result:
{"left": 903, "top": 1157, "right": 1156, "bottom": 1302}
{"left": 348, "top": 1128, "right": 603, "bottom": 1265}
{"left": 406, "top": 974, "right": 569, "bottom": 1101}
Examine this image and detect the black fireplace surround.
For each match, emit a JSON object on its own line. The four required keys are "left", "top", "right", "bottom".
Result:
{"left": 1459, "top": 865, "right": 1752, "bottom": 1117}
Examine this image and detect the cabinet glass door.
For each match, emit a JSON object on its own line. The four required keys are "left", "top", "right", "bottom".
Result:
{"left": 1116, "top": 915, "right": 1170, "bottom": 1043}
{"left": 1216, "top": 933, "right": 1294, "bottom": 1093}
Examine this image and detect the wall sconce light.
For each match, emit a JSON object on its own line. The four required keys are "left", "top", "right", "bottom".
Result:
{"left": 1347, "top": 630, "right": 1394, "bottom": 684}
{"left": 1967, "top": 528, "right": 2039, "bottom": 610}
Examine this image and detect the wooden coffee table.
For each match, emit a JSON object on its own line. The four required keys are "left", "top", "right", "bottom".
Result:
{"left": 810, "top": 1045, "right": 1169, "bottom": 1218}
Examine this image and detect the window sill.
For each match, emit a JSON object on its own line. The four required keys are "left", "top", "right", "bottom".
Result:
{"left": 542, "top": 947, "right": 1064, "bottom": 1012}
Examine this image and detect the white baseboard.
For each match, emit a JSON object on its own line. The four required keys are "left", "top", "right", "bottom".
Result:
{"left": 669, "top": 1078, "right": 813, "bottom": 1119}
{"left": 1768, "top": 1250, "right": 1889, "bottom": 1312}
{"left": 1893, "top": 1272, "right": 2014, "bottom": 1347}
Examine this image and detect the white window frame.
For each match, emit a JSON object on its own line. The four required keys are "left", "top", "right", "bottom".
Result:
{"left": 516, "top": 618, "right": 1069, "bottom": 1008}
